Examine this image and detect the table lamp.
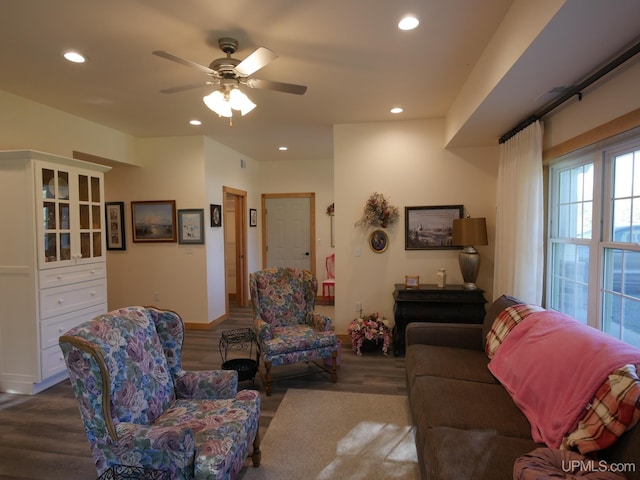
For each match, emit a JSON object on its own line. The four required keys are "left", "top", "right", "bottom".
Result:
{"left": 451, "top": 217, "right": 488, "bottom": 290}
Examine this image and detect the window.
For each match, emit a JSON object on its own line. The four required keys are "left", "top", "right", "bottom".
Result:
{"left": 548, "top": 133, "right": 640, "bottom": 348}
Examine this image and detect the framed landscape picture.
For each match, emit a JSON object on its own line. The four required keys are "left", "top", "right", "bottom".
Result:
{"left": 131, "top": 200, "right": 177, "bottom": 243}
{"left": 405, "top": 205, "right": 463, "bottom": 250}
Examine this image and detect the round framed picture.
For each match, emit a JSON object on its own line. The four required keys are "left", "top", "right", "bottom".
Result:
{"left": 369, "top": 229, "right": 389, "bottom": 253}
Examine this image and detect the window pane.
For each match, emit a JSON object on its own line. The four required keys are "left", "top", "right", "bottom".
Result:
{"left": 614, "top": 152, "right": 633, "bottom": 198}
{"left": 550, "top": 242, "right": 589, "bottom": 323}
{"left": 556, "top": 164, "right": 593, "bottom": 239}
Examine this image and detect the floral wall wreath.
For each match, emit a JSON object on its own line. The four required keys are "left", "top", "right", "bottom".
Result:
{"left": 355, "top": 192, "right": 399, "bottom": 229}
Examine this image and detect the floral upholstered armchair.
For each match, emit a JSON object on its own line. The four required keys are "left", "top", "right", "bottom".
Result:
{"left": 59, "top": 306, "right": 261, "bottom": 480}
{"left": 249, "top": 267, "right": 339, "bottom": 395}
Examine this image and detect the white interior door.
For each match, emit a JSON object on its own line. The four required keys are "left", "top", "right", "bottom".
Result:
{"left": 265, "top": 196, "right": 311, "bottom": 271}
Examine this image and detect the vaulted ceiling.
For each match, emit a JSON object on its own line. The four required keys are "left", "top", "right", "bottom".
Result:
{"left": 1, "top": 0, "right": 639, "bottom": 161}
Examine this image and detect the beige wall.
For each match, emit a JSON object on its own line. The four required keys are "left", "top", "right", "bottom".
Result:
{"left": 257, "top": 158, "right": 335, "bottom": 279}
{"left": 333, "top": 118, "right": 499, "bottom": 333}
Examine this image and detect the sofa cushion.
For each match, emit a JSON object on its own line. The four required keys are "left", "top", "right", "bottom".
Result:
{"left": 422, "top": 427, "right": 540, "bottom": 480}
{"left": 405, "top": 344, "right": 498, "bottom": 386}
{"left": 410, "top": 376, "right": 532, "bottom": 438}
{"left": 482, "top": 294, "right": 523, "bottom": 345}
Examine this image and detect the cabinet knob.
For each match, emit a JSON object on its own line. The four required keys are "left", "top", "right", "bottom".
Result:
{"left": 58, "top": 327, "right": 64, "bottom": 332}
{"left": 57, "top": 275, "right": 63, "bottom": 280}
{"left": 90, "top": 291, "right": 96, "bottom": 296}
{"left": 57, "top": 298, "right": 64, "bottom": 304}
{"left": 90, "top": 269, "right": 96, "bottom": 274}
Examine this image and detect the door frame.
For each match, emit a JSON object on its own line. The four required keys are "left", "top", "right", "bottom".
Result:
{"left": 261, "top": 192, "right": 316, "bottom": 277}
{"left": 223, "top": 186, "right": 248, "bottom": 308}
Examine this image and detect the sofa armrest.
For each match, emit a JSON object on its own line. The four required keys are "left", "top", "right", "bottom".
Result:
{"left": 405, "top": 322, "right": 484, "bottom": 351}
{"left": 174, "top": 370, "right": 238, "bottom": 400}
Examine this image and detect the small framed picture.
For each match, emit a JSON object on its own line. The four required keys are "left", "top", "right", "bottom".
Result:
{"left": 405, "top": 275, "right": 420, "bottom": 288}
{"left": 250, "top": 208, "right": 257, "bottom": 227}
{"left": 210, "top": 204, "right": 222, "bottom": 227}
{"left": 105, "top": 202, "right": 126, "bottom": 250}
{"left": 131, "top": 200, "right": 177, "bottom": 243}
{"left": 369, "top": 229, "right": 388, "bottom": 253}
{"left": 178, "top": 209, "right": 205, "bottom": 244}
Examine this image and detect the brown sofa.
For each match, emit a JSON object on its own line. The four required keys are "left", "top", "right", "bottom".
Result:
{"left": 405, "top": 295, "right": 640, "bottom": 480}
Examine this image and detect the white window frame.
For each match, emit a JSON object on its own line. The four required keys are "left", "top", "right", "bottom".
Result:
{"left": 547, "top": 130, "right": 640, "bottom": 345}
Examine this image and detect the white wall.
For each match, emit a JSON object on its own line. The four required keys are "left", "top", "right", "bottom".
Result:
{"left": 0, "top": 90, "right": 138, "bottom": 165}
{"left": 203, "top": 137, "right": 262, "bottom": 322}
{"left": 258, "top": 158, "right": 334, "bottom": 278}
{"left": 333, "top": 118, "right": 499, "bottom": 334}
{"left": 543, "top": 60, "right": 640, "bottom": 150}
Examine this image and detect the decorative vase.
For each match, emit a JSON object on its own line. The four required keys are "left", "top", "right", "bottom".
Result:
{"left": 360, "top": 338, "right": 381, "bottom": 352}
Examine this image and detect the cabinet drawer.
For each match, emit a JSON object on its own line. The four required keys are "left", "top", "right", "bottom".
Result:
{"left": 39, "top": 280, "right": 107, "bottom": 319}
{"left": 39, "top": 263, "right": 106, "bottom": 289}
{"left": 40, "top": 303, "right": 107, "bottom": 349}
{"left": 41, "top": 343, "right": 68, "bottom": 379}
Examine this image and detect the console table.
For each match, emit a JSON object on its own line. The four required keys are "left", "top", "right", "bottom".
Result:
{"left": 392, "top": 284, "right": 487, "bottom": 356}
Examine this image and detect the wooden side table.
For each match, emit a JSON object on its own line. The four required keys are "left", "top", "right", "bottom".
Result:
{"left": 392, "top": 284, "right": 487, "bottom": 356}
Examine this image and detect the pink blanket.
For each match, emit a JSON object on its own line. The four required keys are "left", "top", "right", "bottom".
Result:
{"left": 488, "top": 310, "right": 640, "bottom": 447}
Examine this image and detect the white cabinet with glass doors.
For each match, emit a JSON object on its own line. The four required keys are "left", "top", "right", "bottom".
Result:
{"left": 0, "top": 150, "right": 110, "bottom": 394}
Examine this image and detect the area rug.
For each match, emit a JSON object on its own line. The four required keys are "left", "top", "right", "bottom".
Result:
{"left": 239, "top": 389, "right": 419, "bottom": 480}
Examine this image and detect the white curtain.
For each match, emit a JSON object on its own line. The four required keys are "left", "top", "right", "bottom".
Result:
{"left": 493, "top": 121, "right": 544, "bottom": 304}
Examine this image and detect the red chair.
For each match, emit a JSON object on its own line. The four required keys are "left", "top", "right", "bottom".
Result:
{"left": 322, "top": 253, "right": 335, "bottom": 302}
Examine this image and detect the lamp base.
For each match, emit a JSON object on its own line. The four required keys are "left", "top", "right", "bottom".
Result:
{"left": 458, "top": 246, "right": 480, "bottom": 290}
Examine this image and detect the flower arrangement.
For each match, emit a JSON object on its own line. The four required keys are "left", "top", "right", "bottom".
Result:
{"left": 355, "top": 192, "right": 399, "bottom": 228}
{"left": 348, "top": 312, "right": 392, "bottom": 356}
{"left": 326, "top": 202, "right": 335, "bottom": 216}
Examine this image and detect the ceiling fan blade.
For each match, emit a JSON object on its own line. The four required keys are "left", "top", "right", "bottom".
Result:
{"left": 234, "top": 47, "right": 278, "bottom": 76}
{"left": 246, "top": 78, "right": 307, "bottom": 95}
{"left": 152, "top": 50, "right": 214, "bottom": 74}
{"left": 159, "top": 82, "right": 210, "bottom": 94}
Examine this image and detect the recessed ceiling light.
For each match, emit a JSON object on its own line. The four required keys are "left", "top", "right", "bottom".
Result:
{"left": 390, "top": 107, "right": 404, "bottom": 114}
{"left": 398, "top": 16, "right": 419, "bottom": 31}
{"left": 278, "top": 146, "right": 288, "bottom": 151}
{"left": 63, "top": 51, "right": 86, "bottom": 63}
{"left": 189, "top": 119, "right": 202, "bottom": 126}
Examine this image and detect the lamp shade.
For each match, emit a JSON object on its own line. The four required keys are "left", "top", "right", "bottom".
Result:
{"left": 452, "top": 217, "right": 488, "bottom": 247}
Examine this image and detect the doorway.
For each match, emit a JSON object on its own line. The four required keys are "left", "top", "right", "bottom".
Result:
{"left": 223, "top": 187, "right": 248, "bottom": 308}
{"left": 262, "top": 193, "right": 316, "bottom": 277}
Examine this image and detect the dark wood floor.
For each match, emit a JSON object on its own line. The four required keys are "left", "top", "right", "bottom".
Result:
{"left": 0, "top": 305, "right": 407, "bottom": 480}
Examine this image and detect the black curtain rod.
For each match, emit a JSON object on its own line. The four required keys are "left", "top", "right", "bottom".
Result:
{"left": 498, "top": 39, "right": 640, "bottom": 144}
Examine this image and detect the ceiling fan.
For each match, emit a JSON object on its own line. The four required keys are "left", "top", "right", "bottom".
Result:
{"left": 153, "top": 37, "right": 307, "bottom": 120}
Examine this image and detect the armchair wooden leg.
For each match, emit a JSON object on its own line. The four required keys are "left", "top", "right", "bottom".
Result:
{"left": 251, "top": 430, "right": 261, "bottom": 467}
{"left": 264, "top": 360, "right": 272, "bottom": 396}
{"left": 331, "top": 350, "right": 338, "bottom": 383}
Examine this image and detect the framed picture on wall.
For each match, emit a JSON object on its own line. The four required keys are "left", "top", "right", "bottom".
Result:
{"left": 250, "top": 208, "right": 257, "bottom": 227}
{"left": 131, "top": 200, "right": 177, "bottom": 243}
{"left": 210, "top": 204, "right": 222, "bottom": 227}
{"left": 105, "top": 202, "right": 126, "bottom": 250}
{"left": 369, "top": 229, "right": 388, "bottom": 253}
{"left": 178, "top": 209, "right": 205, "bottom": 244}
{"left": 405, "top": 205, "right": 463, "bottom": 250}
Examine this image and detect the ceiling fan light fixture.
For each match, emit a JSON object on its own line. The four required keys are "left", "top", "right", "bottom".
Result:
{"left": 203, "top": 90, "right": 232, "bottom": 117}
{"left": 229, "top": 88, "right": 256, "bottom": 116}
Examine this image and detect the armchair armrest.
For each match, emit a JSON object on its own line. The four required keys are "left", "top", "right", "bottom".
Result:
{"left": 405, "top": 322, "right": 484, "bottom": 351}
{"left": 114, "top": 422, "right": 195, "bottom": 473}
{"left": 308, "top": 311, "right": 334, "bottom": 331}
{"left": 174, "top": 370, "right": 238, "bottom": 400}
{"left": 254, "top": 318, "right": 272, "bottom": 341}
